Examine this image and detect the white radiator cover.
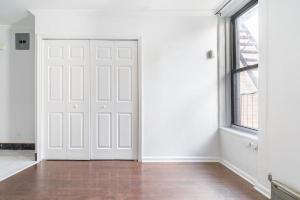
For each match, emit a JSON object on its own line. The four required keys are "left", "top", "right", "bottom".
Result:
{"left": 271, "top": 181, "right": 300, "bottom": 200}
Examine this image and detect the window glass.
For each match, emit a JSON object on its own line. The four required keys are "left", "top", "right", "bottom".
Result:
{"left": 233, "top": 69, "right": 258, "bottom": 129}
{"left": 235, "top": 5, "right": 259, "bottom": 69}
{"left": 232, "top": 1, "right": 259, "bottom": 131}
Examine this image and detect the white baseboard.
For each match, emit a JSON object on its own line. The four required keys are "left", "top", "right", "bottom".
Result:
{"left": 220, "top": 159, "right": 257, "bottom": 185}
{"left": 142, "top": 156, "right": 220, "bottom": 163}
{"left": 220, "top": 159, "right": 271, "bottom": 199}
{"left": 254, "top": 182, "right": 271, "bottom": 199}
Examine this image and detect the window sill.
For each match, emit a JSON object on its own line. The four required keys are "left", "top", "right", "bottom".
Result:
{"left": 219, "top": 127, "right": 258, "bottom": 141}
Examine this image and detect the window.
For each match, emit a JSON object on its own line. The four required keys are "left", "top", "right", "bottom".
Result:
{"left": 231, "top": 0, "right": 259, "bottom": 131}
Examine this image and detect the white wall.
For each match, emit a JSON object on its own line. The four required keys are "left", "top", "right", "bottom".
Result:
{"left": 260, "top": 0, "right": 300, "bottom": 192}
{"left": 220, "top": 128, "right": 258, "bottom": 184}
{"left": 0, "top": 26, "right": 11, "bottom": 141}
{"left": 34, "top": 12, "right": 219, "bottom": 160}
{"left": 219, "top": 0, "right": 300, "bottom": 196}
{"left": 0, "top": 16, "right": 35, "bottom": 143}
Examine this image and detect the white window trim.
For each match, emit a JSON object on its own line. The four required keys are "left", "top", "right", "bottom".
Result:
{"left": 220, "top": 127, "right": 258, "bottom": 141}
{"left": 218, "top": 8, "right": 259, "bottom": 135}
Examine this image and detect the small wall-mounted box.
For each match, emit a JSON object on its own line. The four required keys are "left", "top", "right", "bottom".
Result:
{"left": 207, "top": 50, "right": 215, "bottom": 59}
{"left": 15, "top": 33, "right": 30, "bottom": 50}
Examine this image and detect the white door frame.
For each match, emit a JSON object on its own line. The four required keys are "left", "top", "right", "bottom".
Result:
{"left": 35, "top": 35, "right": 143, "bottom": 161}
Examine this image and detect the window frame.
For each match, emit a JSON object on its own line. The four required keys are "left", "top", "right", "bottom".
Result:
{"left": 230, "top": 0, "right": 259, "bottom": 132}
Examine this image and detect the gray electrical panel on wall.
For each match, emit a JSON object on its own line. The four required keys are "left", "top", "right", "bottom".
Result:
{"left": 15, "top": 33, "right": 30, "bottom": 50}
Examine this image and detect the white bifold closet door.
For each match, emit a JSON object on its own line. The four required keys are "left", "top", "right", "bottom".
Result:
{"left": 44, "top": 40, "right": 90, "bottom": 160}
{"left": 90, "top": 40, "right": 138, "bottom": 160}
{"left": 44, "top": 39, "right": 138, "bottom": 160}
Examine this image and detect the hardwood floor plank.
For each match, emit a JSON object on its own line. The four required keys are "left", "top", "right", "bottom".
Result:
{"left": 0, "top": 161, "right": 268, "bottom": 200}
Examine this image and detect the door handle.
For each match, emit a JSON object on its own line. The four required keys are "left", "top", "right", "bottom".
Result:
{"left": 73, "top": 104, "right": 78, "bottom": 109}
{"left": 100, "top": 105, "right": 107, "bottom": 109}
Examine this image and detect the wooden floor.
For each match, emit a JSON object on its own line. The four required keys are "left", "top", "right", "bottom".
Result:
{"left": 0, "top": 161, "right": 268, "bottom": 200}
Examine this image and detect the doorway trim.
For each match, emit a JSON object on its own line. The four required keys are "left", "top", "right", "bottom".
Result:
{"left": 35, "top": 35, "right": 143, "bottom": 162}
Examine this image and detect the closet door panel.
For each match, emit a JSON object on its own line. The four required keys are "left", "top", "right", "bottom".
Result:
{"left": 44, "top": 40, "right": 90, "bottom": 160}
{"left": 90, "top": 41, "right": 115, "bottom": 159}
{"left": 90, "top": 40, "right": 138, "bottom": 160}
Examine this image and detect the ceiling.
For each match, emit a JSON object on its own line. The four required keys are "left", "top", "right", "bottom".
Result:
{"left": 0, "top": 0, "right": 225, "bottom": 24}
